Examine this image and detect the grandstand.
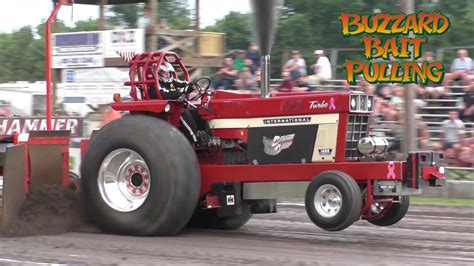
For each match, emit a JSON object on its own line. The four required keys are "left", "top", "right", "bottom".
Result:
{"left": 268, "top": 78, "right": 473, "bottom": 177}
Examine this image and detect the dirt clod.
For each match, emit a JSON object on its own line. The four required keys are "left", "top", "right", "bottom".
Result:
{"left": 0, "top": 184, "right": 94, "bottom": 236}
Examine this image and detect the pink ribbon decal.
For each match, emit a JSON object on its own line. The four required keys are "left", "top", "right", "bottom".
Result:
{"left": 329, "top": 97, "right": 336, "bottom": 110}
{"left": 387, "top": 161, "right": 396, "bottom": 179}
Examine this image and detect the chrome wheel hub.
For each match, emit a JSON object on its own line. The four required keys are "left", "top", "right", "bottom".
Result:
{"left": 314, "top": 184, "right": 343, "bottom": 218}
{"left": 98, "top": 148, "right": 151, "bottom": 212}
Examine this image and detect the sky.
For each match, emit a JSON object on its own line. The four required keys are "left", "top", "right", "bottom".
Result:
{"left": 0, "top": 0, "right": 251, "bottom": 33}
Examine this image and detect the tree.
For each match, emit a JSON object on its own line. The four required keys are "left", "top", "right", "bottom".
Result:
{"left": 108, "top": 0, "right": 192, "bottom": 30}
{"left": 157, "top": 0, "right": 192, "bottom": 30}
{"left": 109, "top": 4, "right": 143, "bottom": 28}
{"left": 74, "top": 19, "right": 100, "bottom": 32}
{"left": 205, "top": 12, "right": 252, "bottom": 50}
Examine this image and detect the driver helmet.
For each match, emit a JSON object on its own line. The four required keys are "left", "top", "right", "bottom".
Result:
{"left": 158, "top": 62, "right": 176, "bottom": 84}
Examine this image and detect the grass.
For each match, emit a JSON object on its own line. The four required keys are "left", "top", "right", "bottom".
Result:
{"left": 446, "top": 169, "right": 474, "bottom": 181}
{"left": 411, "top": 196, "right": 474, "bottom": 207}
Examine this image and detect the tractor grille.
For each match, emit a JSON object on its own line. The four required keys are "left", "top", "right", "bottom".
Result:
{"left": 345, "top": 114, "right": 369, "bottom": 159}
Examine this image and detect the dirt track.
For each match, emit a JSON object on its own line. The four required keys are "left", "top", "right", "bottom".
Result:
{"left": 0, "top": 204, "right": 472, "bottom": 265}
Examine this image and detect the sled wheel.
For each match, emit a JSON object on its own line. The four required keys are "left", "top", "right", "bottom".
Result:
{"left": 305, "top": 171, "right": 362, "bottom": 231}
{"left": 189, "top": 204, "right": 252, "bottom": 230}
{"left": 368, "top": 196, "right": 410, "bottom": 226}
{"left": 81, "top": 115, "right": 200, "bottom": 236}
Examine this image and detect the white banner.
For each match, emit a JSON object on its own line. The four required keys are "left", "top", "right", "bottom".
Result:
{"left": 103, "top": 29, "right": 145, "bottom": 58}
{"left": 62, "top": 68, "right": 129, "bottom": 83}
{"left": 52, "top": 31, "right": 104, "bottom": 69}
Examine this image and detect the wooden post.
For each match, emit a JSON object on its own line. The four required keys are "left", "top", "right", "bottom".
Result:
{"left": 195, "top": 0, "right": 200, "bottom": 55}
{"left": 195, "top": 0, "right": 200, "bottom": 31}
{"left": 148, "top": 0, "right": 158, "bottom": 51}
{"left": 402, "top": 0, "right": 417, "bottom": 155}
{"left": 99, "top": 0, "right": 107, "bottom": 30}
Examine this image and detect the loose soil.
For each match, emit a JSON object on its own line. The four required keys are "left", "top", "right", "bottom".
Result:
{"left": 0, "top": 184, "right": 95, "bottom": 236}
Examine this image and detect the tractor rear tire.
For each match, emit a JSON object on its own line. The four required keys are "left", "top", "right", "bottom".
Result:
{"left": 368, "top": 196, "right": 410, "bottom": 226}
{"left": 81, "top": 115, "right": 200, "bottom": 236}
{"left": 188, "top": 204, "right": 252, "bottom": 230}
{"left": 305, "top": 171, "right": 362, "bottom": 231}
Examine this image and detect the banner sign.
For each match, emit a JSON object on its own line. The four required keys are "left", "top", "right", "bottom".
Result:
{"left": 52, "top": 31, "right": 104, "bottom": 68}
{"left": 0, "top": 117, "right": 84, "bottom": 137}
{"left": 103, "top": 29, "right": 145, "bottom": 58}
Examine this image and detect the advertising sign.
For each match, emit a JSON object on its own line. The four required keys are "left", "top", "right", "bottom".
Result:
{"left": 103, "top": 29, "right": 145, "bottom": 58}
{"left": 0, "top": 117, "right": 84, "bottom": 137}
{"left": 52, "top": 31, "right": 104, "bottom": 68}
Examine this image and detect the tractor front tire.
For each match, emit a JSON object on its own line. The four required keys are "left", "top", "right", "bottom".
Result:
{"left": 81, "top": 115, "right": 200, "bottom": 236}
{"left": 188, "top": 204, "right": 252, "bottom": 230}
{"left": 305, "top": 171, "right": 362, "bottom": 231}
{"left": 368, "top": 196, "right": 410, "bottom": 226}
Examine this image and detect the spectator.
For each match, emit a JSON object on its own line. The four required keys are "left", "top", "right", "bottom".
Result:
{"left": 378, "top": 85, "right": 393, "bottom": 101}
{"left": 244, "top": 58, "right": 257, "bottom": 75}
{"left": 215, "top": 57, "right": 238, "bottom": 90}
{"left": 390, "top": 86, "right": 404, "bottom": 111}
{"left": 390, "top": 115, "right": 431, "bottom": 157}
{"left": 441, "top": 111, "right": 465, "bottom": 149}
{"left": 419, "top": 52, "right": 445, "bottom": 99}
{"left": 458, "top": 135, "right": 474, "bottom": 166}
{"left": 283, "top": 50, "right": 307, "bottom": 81}
{"left": 417, "top": 117, "right": 431, "bottom": 150}
{"left": 157, "top": 19, "right": 171, "bottom": 49}
{"left": 273, "top": 72, "right": 295, "bottom": 92}
{"left": 292, "top": 74, "right": 310, "bottom": 92}
{"left": 247, "top": 43, "right": 261, "bottom": 70}
{"left": 444, "top": 49, "right": 472, "bottom": 87}
{"left": 158, "top": 18, "right": 170, "bottom": 30}
{"left": 459, "top": 81, "right": 474, "bottom": 122}
{"left": 308, "top": 50, "right": 332, "bottom": 86}
{"left": 137, "top": 8, "right": 151, "bottom": 29}
{"left": 235, "top": 67, "right": 257, "bottom": 91}
{"left": 233, "top": 50, "right": 246, "bottom": 72}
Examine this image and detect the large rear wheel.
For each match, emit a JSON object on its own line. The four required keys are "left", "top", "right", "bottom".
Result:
{"left": 81, "top": 115, "right": 200, "bottom": 235}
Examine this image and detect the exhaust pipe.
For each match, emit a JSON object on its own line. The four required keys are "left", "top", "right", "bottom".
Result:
{"left": 250, "top": 0, "right": 279, "bottom": 97}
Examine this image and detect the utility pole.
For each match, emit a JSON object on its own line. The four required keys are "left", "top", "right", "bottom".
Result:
{"left": 402, "top": 0, "right": 417, "bottom": 155}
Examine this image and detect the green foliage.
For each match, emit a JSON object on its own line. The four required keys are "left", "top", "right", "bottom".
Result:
{"left": 212, "top": 0, "right": 474, "bottom": 77}
{"left": 108, "top": 0, "right": 192, "bottom": 30}
{"left": 205, "top": 12, "right": 252, "bottom": 50}
{"left": 73, "top": 19, "right": 100, "bottom": 32}
{"left": 0, "top": 18, "right": 101, "bottom": 83}
{"left": 0, "top": 27, "right": 45, "bottom": 83}
{"left": 109, "top": 4, "right": 142, "bottom": 28}
{"left": 157, "top": 0, "right": 192, "bottom": 30}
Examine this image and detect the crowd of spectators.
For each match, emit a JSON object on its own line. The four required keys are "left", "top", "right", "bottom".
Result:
{"left": 359, "top": 50, "right": 473, "bottom": 166}
{"left": 214, "top": 47, "right": 333, "bottom": 92}
{"left": 214, "top": 44, "right": 261, "bottom": 91}
{"left": 213, "top": 47, "right": 473, "bottom": 167}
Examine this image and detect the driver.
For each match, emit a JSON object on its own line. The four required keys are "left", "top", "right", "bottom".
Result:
{"left": 147, "top": 61, "right": 204, "bottom": 145}
{"left": 148, "top": 61, "right": 192, "bottom": 100}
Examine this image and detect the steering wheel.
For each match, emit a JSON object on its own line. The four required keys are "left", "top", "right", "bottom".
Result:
{"left": 187, "top": 77, "right": 212, "bottom": 101}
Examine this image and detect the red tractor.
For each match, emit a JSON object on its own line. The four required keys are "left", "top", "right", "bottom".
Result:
{"left": 79, "top": 0, "right": 445, "bottom": 236}
{"left": 80, "top": 49, "right": 445, "bottom": 235}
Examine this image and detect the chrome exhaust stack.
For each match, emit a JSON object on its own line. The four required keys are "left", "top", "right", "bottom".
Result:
{"left": 250, "top": 0, "right": 279, "bottom": 97}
